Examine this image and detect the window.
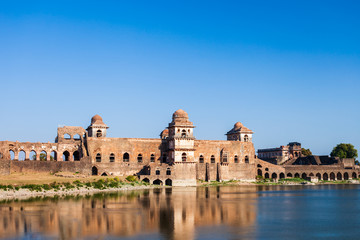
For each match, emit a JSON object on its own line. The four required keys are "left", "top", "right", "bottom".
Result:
{"left": 96, "top": 130, "right": 102, "bottom": 137}
{"left": 156, "top": 169, "right": 160, "bottom": 175}
{"left": 244, "top": 135, "right": 249, "bottom": 142}
{"left": 222, "top": 153, "right": 228, "bottom": 163}
{"left": 234, "top": 155, "right": 239, "bottom": 163}
{"left": 162, "top": 153, "right": 167, "bottom": 162}
{"left": 182, "top": 153, "right": 187, "bottom": 162}
{"left": 109, "top": 153, "right": 115, "bottom": 162}
{"left": 211, "top": 155, "right": 215, "bottom": 163}
{"left": 199, "top": 155, "right": 204, "bottom": 163}
{"left": 96, "top": 153, "right": 101, "bottom": 162}
{"left": 166, "top": 168, "right": 171, "bottom": 175}
{"left": 123, "top": 153, "right": 129, "bottom": 162}
{"left": 245, "top": 156, "right": 249, "bottom": 163}
{"left": 137, "top": 154, "right": 143, "bottom": 163}
{"left": 150, "top": 154, "right": 155, "bottom": 162}
{"left": 64, "top": 134, "right": 71, "bottom": 139}
{"left": 181, "top": 129, "right": 187, "bottom": 138}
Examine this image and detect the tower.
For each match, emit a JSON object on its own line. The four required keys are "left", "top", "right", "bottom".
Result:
{"left": 226, "top": 122, "right": 253, "bottom": 142}
{"left": 168, "top": 109, "right": 195, "bottom": 163}
{"left": 87, "top": 115, "right": 109, "bottom": 137}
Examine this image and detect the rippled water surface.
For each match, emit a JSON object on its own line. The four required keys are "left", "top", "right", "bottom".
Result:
{"left": 1, "top": 184, "right": 360, "bottom": 239}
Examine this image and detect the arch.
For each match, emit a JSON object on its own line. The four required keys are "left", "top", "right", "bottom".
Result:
{"left": 9, "top": 150, "right": 15, "bottom": 160}
{"left": 287, "top": 173, "right": 293, "bottom": 178}
{"left": 257, "top": 164, "right": 262, "bottom": 168}
{"left": 182, "top": 152, "right": 187, "bottom": 162}
{"left": 73, "top": 134, "right": 81, "bottom": 140}
{"left": 64, "top": 134, "right": 71, "bottom": 139}
{"left": 96, "top": 130, "right": 102, "bottom": 137}
{"left": 199, "top": 155, "right": 204, "bottom": 163}
{"left": 142, "top": 178, "right": 150, "bottom": 183}
{"left": 166, "top": 168, "right": 171, "bottom": 175}
{"left": 265, "top": 168, "right": 269, "bottom": 171}
{"left": 19, "top": 150, "right": 26, "bottom": 161}
{"left": 40, "top": 151, "right": 47, "bottom": 161}
{"left": 336, "top": 172, "right": 342, "bottom": 180}
{"left": 101, "top": 172, "right": 107, "bottom": 176}
{"left": 309, "top": 173, "right": 314, "bottom": 177}
{"left": 323, "top": 173, "right": 329, "bottom": 181}
{"left": 73, "top": 151, "right": 80, "bottom": 161}
{"left": 30, "top": 150, "right": 37, "bottom": 160}
{"left": 153, "top": 179, "right": 163, "bottom": 185}
{"left": 257, "top": 169, "right": 262, "bottom": 177}
{"left": 181, "top": 129, "right": 187, "bottom": 138}
{"left": 294, "top": 173, "right": 300, "bottom": 178}
{"left": 63, "top": 151, "right": 70, "bottom": 161}
{"left": 234, "top": 155, "right": 239, "bottom": 163}
{"left": 264, "top": 172, "right": 269, "bottom": 179}
{"left": 330, "top": 172, "right": 335, "bottom": 181}
{"left": 137, "top": 154, "right": 143, "bottom": 163}
{"left": 109, "top": 153, "right": 115, "bottom": 162}
{"left": 123, "top": 152, "right": 129, "bottom": 162}
{"left": 316, "top": 173, "right": 321, "bottom": 180}
{"left": 165, "top": 179, "right": 172, "bottom": 186}
{"left": 301, "top": 173, "right": 307, "bottom": 180}
{"left": 210, "top": 155, "right": 215, "bottom": 163}
{"left": 92, "top": 166, "right": 98, "bottom": 176}
{"left": 150, "top": 154, "right": 155, "bottom": 162}
{"left": 279, "top": 173, "right": 285, "bottom": 179}
{"left": 271, "top": 173, "right": 277, "bottom": 179}
{"left": 244, "top": 135, "right": 249, "bottom": 142}
{"left": 50, "top": 151, "right": 57, "bottom": 161}
{"left": 344, "top": 172, "right": 349, "bottom": 180}
{"left": 96, "top": 153, "right": 101, "bottom": 162}
{"left": 352, "top": 172, "right": 357, "bottom": 179}
{"left": 156, "top": 169, "right": 160, "bottom": 175}
{"left": 245, "top": 156, "right": 249, "bottom": 163}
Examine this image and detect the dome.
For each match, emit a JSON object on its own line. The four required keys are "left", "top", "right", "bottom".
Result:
{"left": 91, "top": 114, "right": 104, "bottom": 124}
{"left": 173, "top": 109, "right": 188, "bottom": 118}
{"left": 234, "top": 122, "right": 243, "bottom": 129}
{"left": 162, "top": 129, "right": 169, "bottom": 134}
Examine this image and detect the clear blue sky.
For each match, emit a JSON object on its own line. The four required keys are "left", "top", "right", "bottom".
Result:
{"left": 0, "top": 1, "right": 359, "bottom": 155}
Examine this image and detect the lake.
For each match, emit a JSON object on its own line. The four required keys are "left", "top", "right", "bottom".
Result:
{"left": 0, "top": 184, "right": 360, "bottom": 239}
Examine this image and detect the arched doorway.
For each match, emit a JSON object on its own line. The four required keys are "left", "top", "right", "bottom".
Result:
{"left": 73, "top": 151, "right": 80, "bottom": 161}
{"left": 63, "top": 151, "right": 70, "bottom": 161}
{"left": 330, "top": 172, "right": 335, "bottom": 180}
{"left": 344, "top": 172, "right": 349, "bottom": 180}
{"left": 165, "top": 179, "right": 172, "bottom": 186}
{"left": 257, "top": 169, "right": 263, "bottom": 177}
{"left": 316, "top": 173, "right": 321, "bottom": 180}
{"left": 287, "top": 173, "right": 293, "bottom": 178}
{"left": 294, "top": 173, "right": 300, "bottom": 178}
{"left": 301, "top": 173, "right": 307, "bottom": 180}
{"left": 92, "top": 166, "right": 98, "bottom": 176}
{"left": 272, "top": 173, "right": 277, "bottom": 179}
{"left": 153, "top": 179, "right": 163, "bottom": 185}
{"left": 352, "top": 172, "right": 357, "bottom": 179}
{"left": 264, "top": 173, "right": 269, "bottom": 179}
{"left": 323, "top": 173, "right": 328, "bottom": 181}
{"left": 337, "top": 172, "right": 342, "bottom": 181}
{"left": 279, "top": 173, "right": 285, "bottom": 179}
{"left": 142, "top": 178, "right": 150, "bottom": 183}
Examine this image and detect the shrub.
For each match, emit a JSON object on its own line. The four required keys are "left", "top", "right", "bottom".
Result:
{"left": 126, "top": 175, "right": 138, "bottom": 182}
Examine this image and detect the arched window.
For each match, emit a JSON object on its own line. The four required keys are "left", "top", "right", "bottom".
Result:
{"left": 64, "top": 134, "right": 71, "bottom": 139}
{"left": 137, "top": 154, "right": 143, "bottom": 163}
{"left": 123, "top": 153, "right": 129, "bottom": 162}
{"left": 96, "top": 153, "right": 101, "bottom": 162}
{"left": 30, "top": 150, "right": 37, "bottom": 160}
{"left": 245, "top": 156, "right": 249, "bottom": 163}
{"left": 182, "top": 153, "right": 187, "bottom": 162}
{"left": 50, "top": 151, "right": 57, "bottom": 161}
{"left": 272, "top": 173, "right": 277, "bottom": 179}
{"left": 73, "top": 151, "right": 80, "bottom": 161}
{"left": 73, "top": 134, "right": 81, "bottom": 140}
{"left": 156, "top": 169, "right": 160, "bottom": 175}
{"left": 166, "top": 168, "right": 171, "bottom": 175}
{"left": 40, "top": 151, "right": 47, "bottom": 161}
{"left": 211, "top": 155, "right": 215, "bottom": 163}
{"left": 96, "top": 130, "right": 102, "bottom": 137}
{"left": 150, "top": 154, "right": 155, "bottom": 162}
{"left": 222, "top": 153, "right": 228, "bottom": 163}
{"left": 244, "top": 135, "right": 249, "bottom": 142}
{"left": 19, "top": 151, "right": 26, "bottom": 161}
{"left": 109, "top": 153, "right": 115, "bottom": 162}
{"left": 9, "top": 150, "right": 15, "bottom": 160}
{"left": 63, "top": 151, "right": 70, "bottom": 161}
{"left": 181, "top": 129, "right": 187, "bottom": 138}
{"left": 92, "top": 166, "right": 98, "bottom": 176}
{"left": 199, "top": 155, "right": 204, "bottom": 163}
{"left": 234, "top": 155, "right": 239, "bottom": 163}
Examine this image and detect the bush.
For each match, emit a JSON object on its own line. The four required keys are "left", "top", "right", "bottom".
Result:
{"left": 126, "top": 175, "right": 138, "bottom": 182}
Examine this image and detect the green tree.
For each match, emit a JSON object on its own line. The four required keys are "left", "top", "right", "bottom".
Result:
{"left": 330, "top": 143, "right": 358, "bottom": 159}
{"left": 32, "top": 153, "right": 53, "bottom": 161}
{"left": 301, "top": 148, "right": 312, "bottom": 156}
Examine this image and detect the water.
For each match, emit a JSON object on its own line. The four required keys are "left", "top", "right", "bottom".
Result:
{"left": 0, "top": 185, "right": 360, "bottom": 240}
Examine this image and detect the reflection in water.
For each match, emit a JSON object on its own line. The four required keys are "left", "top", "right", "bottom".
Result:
{"left": 0, "top": 186, "right": 258, "bottom": 239}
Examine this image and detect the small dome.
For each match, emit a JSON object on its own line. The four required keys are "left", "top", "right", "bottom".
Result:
{"left": 91, "top": 114, "right": 103, "bottom": 124}
{"left": 173, "top": 109, "right": 188, "bottom": 118}
{"left": 234, "top": 122, "right": 243, "bottom": 129}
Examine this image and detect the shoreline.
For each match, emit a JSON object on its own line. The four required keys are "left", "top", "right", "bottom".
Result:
{"left": 1, "top": 179, "right": 360, "bottom": 201}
